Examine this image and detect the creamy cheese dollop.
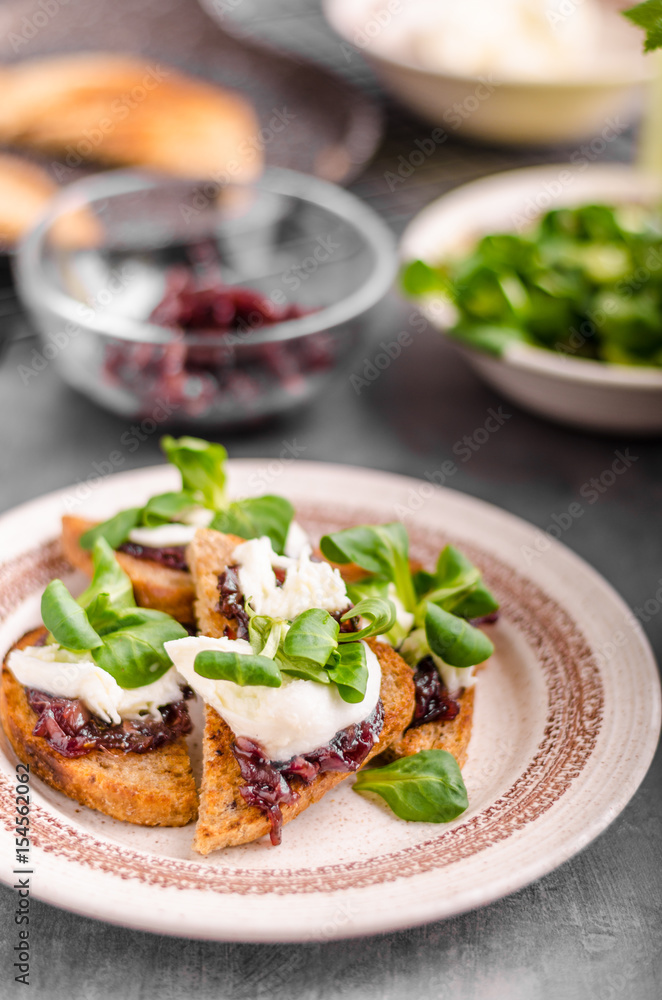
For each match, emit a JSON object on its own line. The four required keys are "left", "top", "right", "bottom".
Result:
{"left": 7, "top": 644, "right": 185, "bottom": 725}
{"left": 127, "top": 513, "right": 309, "bottom": 556}
{"left": 232, "top": 536, "right": 349, "bottom": 621}
{"left": 180, "top": 506, "right": 217, "bottom": 528}
{"left": 283, "top": 519, "right": 309, "bottom": 558}
{"left": 165, "top": 634, "right": 381, "bottom": 760}
{"left": 128, "top": 522, "right": 199, "bottom": 547}
{"left": 127, "top": 505, "right": 215, "bottom": 547}
{"left": 432, "top": 656, "right": 476, "bottom": 694}
{"left": 387, "top": 583, "right": 415, "bottom": 636}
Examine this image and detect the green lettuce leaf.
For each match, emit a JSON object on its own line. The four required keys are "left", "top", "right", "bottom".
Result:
{"left": 353, "top": 749, "right": 468, "bottom": 822}
{"left": 193, "top": 649, "right": 282, "bottom": 687}
{"left": 210, "top": 495, "right": 294, "bottom": 555}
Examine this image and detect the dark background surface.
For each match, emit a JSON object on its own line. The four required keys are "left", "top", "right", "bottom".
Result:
{"left": 1, "top": 1, "right": 661, "bottom": 998}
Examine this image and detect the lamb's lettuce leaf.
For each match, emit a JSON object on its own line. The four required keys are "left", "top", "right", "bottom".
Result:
{"left": 160, "top": 435, "right": 227, "bottom": 508}
{"left": 80, "top": 437, "right": 295, "bottom": 554}
{"left": 193, "top": 649, "right": 282, "bottom": 687}
{"left": 624, "top": 0, "right": 662, "bottom": 52}
{"left": 325, "top": 642, "right": 368, "bottom": 703}
{"left": 353, "top": 749, "right": 468, "bottom": 822}
{"left": 210, "top": 496, "right": 294, "bottom": 555}
{"left": 41, "top": 539, "right": 186, "bottom": 687}
{"left": 424, "top": 602, "right": 494, "bottom": 668}
{"left": 320, "top": 523, "right": 416, "bottom": 612}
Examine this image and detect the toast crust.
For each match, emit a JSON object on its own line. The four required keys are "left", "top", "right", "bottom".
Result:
{"left": 187, "top": 528, "right": 247, "bottom": 638}
{"left": 0, "top": 628, "right": 197, "bottom": 827}
{"left": 379, "top": 686, "right": 475, "bottom": 769}
{"left": 186, "top": 528, "right": 416, "bottom": 853}
{"left": 61, "top": 515, "right": 195, "bottom": 624}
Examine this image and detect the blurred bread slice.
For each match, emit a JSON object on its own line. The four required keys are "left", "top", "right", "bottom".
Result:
{"left": 0, "top": 53, "right": 262, "bottom": 182}
{"left": 0, "top": 153, "right": 54, "bottom": 248}
{"left": 0, "top": 152, "right": 97, "bottom": 249}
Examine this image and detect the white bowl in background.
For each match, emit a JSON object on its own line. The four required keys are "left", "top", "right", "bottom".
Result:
{"left": 400, "top": 163, "right": 662, "bottom": 435}
{"left": 323, "top": 0, "right": 650, "bottom": 145}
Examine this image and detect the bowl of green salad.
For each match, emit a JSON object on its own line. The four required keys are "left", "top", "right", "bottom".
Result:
{"left": 400, "top": 163, "right": 662, "bottom": 434}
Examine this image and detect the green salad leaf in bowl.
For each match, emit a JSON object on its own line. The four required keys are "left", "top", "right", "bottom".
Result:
{"left": 402, "top": 203, "right": 662, "bottom": 368}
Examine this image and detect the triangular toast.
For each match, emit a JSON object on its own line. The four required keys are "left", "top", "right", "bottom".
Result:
{"left": 187, "top": 529, "right": 416, "bottom": 853}
{"left": 1, "top": 628, "right": 197, "bottom": 827}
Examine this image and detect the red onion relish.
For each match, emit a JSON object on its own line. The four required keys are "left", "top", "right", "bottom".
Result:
{"left": 118, "top": 541, "right": 189, "bottom": 572}
{"left": 217, "top": 566, "right": 251, "bottom": 640}
{"left": 102, "top": 265, "right": 332, "bottom": 419}
{"left": 411, "top": 657, "right": 460, "bottom": 728}
{"left": 26, "top": 686, "right": 193, "bottom": 758}
{"left": 217, "top": 567, "right": 357, "bottom": 640}
{"left": 233, "top": 701, "right": 384, "bottom": 845}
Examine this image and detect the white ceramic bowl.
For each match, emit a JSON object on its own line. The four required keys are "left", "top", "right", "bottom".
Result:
{"left": 323, "top": 0, "right": 650, "bottom": 145}
{"left": 400, "top": 163, "right": 662, "bottom": 434}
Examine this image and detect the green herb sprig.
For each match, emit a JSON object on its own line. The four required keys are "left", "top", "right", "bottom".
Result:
{"left": 320, "top": 524, "right": 497, "bottom": 670}
{"left": 353, "top": 749, "right": 468, "bottom": 823}
{"left": 624, "top": 0, "right": 662, "bottom": 52}
{"left": 41, "top": 538, "right": 187, "bottom": 688}
{"left": 80, "top": 436, "right": 295, "bottom": 556}
{"left": 191, "top": 597, "right": 396, "bottom": 704}
{"left": 401, "top": 204, "right": 662, "bottom": 368}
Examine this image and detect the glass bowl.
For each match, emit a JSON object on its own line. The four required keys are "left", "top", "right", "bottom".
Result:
{"left": 15, "top": 168, "right": 396, "bottom": 426}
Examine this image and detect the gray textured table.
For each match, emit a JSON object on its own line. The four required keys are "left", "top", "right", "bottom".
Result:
{"left": 1, "top": 1, "right": 661, "bottom": 998}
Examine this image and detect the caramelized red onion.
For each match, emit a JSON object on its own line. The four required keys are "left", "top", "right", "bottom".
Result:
{"left": 27, "top": 687, "right": 193, "bottom": 758}
{"left": 232, "top": 701, "right": 384, "bottom": 845}
{"left": 102, "top": 265, "right": 328, "bottom": 419}
{"left": 410, "top": 657, "right": 460, "bottom": 728}
{"left": 117, "top": 541, "right": 189, "bottom": 572}
{"left": 217, "top": 565, "right": 251, "bottom": 640}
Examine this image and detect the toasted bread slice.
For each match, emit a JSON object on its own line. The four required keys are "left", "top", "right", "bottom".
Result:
{"left": 194, "top": 641, "right": 414, "bottom": 853}
{"left": 61, "top": 515, "right": 195, "bottom": 624}
{"left": 0, "top": 153, "right": 99, "bottom": 250}
{"left": 188, "top": 528, "right": 247, "bottom": 637}
{"left": 0, "top": 154, "right": 55, "bottom": 249}
{"left": 61, "top": 517, "right": 394, "bottom": 627}
{"left": 186, "top": 528, "right": 416, "bottom": 852}
{"left": 0, "top": 53, "right": 262, "bottom": 183}
{"left": 378, "top": 687, "right": 475, "bottom": 769}
{"left": 0, "top": 628, "right": 197, "bottom": 827}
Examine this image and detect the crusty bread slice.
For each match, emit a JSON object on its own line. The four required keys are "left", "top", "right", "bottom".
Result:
{"left": 378, "top": 687, "right": 475, "bottom": 769}
{"left": 61, "top": 515, "right": 195, "bottom": 624}
{"left": 0, "top": 152, "right": 100, "bottom": 251}
{"left": 188, "top": 528, "right": 247, "bottom": 637}
{"left": 186, "top": 529, "right": 416, "bottom": 853}
{"left": 0, "top": 153, "right": 55, "bottom": 248}
{"left": 193, "top": 642, "right": 415, "bottom": 854}
{"left": 0, "top": 628, "right": 197, "bottom": 827}
{"left": 0, "top": 53, "right": 262, "bottom": 183}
